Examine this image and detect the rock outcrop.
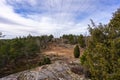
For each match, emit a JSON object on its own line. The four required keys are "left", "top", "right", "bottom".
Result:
{"left": 0, "top": 61, "right": 89, "bottom": 80}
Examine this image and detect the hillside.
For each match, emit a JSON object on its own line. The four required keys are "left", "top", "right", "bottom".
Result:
{"left": 0, "top": 38, "right": 88, "bottom": 80}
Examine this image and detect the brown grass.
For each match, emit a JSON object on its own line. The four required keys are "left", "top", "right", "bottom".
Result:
{"left": 43, "top": 42, "right": 85, "bottom": 59}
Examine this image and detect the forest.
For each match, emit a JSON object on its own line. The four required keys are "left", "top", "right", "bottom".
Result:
{"left": 0, "top": 34, "right": 53, "bottom": 77}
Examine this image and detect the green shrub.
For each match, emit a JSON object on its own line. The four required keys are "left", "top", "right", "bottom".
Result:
{"left": 74, "top": 45, "right": 80, "bottom": 58}
{"left": 80, "top": 50, "right": 87, "bottom": 65}
{"left": 78, "top": 34, "right": 86, "bottom": 48}
{"left": 44, "top": 57, "right": 51, "bottom": 64}
{"left": 39, "top": 57, "right": 51, "bottom": 66}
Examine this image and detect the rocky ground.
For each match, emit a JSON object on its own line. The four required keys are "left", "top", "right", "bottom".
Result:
{"left": 0, "top": 59, "right": 89, "bottom": 80}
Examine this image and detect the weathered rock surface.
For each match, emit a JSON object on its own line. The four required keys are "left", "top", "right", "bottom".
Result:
{"left": 0, "top": 61, "right": 89, "bottom": 80}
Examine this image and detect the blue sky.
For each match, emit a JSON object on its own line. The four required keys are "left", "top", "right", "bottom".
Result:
{"left": 0, "top": 0, "right": 120, "bottom": 38}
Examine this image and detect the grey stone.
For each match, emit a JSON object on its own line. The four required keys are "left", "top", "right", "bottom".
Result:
{"left": 0, "top": 61, "right": 89, "bottom": 80}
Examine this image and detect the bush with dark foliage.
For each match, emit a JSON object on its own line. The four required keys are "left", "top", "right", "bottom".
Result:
{"left": 74, "top": 45, "right": 80, "bottom": 58}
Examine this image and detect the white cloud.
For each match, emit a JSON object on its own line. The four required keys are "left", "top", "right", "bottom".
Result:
{"left": 0, "top": 0, "right": 120, "bottom": 38}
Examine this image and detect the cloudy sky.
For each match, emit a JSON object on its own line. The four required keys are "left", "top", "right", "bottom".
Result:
{"left": 0, "top": 0, "right": 120, "bottom": 38}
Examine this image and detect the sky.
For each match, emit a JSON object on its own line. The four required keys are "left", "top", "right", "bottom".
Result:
{"left": 0, "top": 0, "right": 120, "bottom": 38}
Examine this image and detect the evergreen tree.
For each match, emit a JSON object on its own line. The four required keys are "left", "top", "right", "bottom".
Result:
{"left": 81, "top": 9, "right": 120, "bottom": 80}
{"left": 0, "top": 35, "right": 53, "bottom": 77}
{"left": 74, "top": 45, "right": 80, "bottom": 58}
{"left": 78, "top": 34, "right": 86, "bottom": 48}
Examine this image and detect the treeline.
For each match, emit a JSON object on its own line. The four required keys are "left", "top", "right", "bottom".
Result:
{"left": 81, "top": 9, "right": 120, "bottom": 79}
{"left": 61, "top": 34, "right": 86, "bottom": 48}
{"left": 0, "top": 34, "right": 53, "bottom": 77}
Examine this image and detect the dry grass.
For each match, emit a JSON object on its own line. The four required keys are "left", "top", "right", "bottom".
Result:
{"left": 43, "top": 42, "right": 85, "bottom": 59}
{"left": 43, "top": 43, "right": 74, "bottom": 58}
